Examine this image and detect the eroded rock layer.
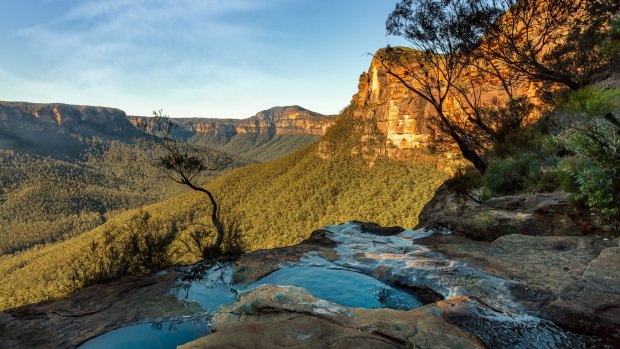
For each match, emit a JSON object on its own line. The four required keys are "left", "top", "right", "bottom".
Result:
{"left": 0, "top": 101, "right": 141, "bottom": 157}
{"left": 344, "top": 48, "right": 539, "bottom": 160}
{"left": 130, "top": 106, "right": 337, "bottom": 140}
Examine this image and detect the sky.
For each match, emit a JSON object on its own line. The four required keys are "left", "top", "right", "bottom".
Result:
{"left": 0, "top": 0, "right": 408, "bottom": 118}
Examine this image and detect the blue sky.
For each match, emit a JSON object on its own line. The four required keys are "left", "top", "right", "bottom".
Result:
{"left": 0, "top": 0, "right": 407, "bottom": 118}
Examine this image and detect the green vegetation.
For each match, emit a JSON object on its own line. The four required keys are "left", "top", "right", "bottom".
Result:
{"left": 0, "top": 139, "right": 247, "bottom": 255}
{"left": 190, "top": 133, "right": 320, "bottom": 162}
{"left": 70, "top": 211, "right": 178, "bottom": 289}
{"left": 556, "top": 87, "right": 620, "bottom": 232}
{"left": 387, "top": 0, "right": 619, "bottom": 235}
{"left": 0, "top": 111, "right": 449, "bottom": 310}
{"left": 4, "top": 0, "right": 616, "bottom": 314}
{"left": 449, "top": 86, "right": 620, "bottom": 234}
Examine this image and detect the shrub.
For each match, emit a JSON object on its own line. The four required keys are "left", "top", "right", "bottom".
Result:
{"left": 445, "top": 166, "right": 484, "bottom": 202}
{"left": 557, "top": 87, "right": 620, "bottom": 233}
{"left": 482, "top": 157, "right": 531, "bottom": 195}
{"left": 177, "top": 214, "right": 246, "bottom": 260}
{"left": 70, "top": 211, "right": 178, "bottom": 288}
{"left": 481, "top": 153, "right": 562, "bottom": 196}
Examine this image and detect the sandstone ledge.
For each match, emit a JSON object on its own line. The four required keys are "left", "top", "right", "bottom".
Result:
{"left": 180, "top": 285, "right": 485, "bottom": 349}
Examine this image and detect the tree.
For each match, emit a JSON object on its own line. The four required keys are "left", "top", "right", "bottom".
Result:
{"left": 382, "top": 0, "right": 502, "bottom": 173}
{"left": 479, "top": 0, "right": 619, "bottom": 91}
{"left": 136, "top": 111, "right": 230, "bottom": 255}
{"left": 384, "top": 0, "right": 618, "bottom": 172}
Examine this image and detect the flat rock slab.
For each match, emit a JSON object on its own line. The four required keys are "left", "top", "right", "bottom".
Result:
{"left": 541, "top": 247, "right": 620, "bottom": 340}
{"left": 417, "top": 188, "right": 597, "bottom": 240}
{"left": 416, "top": 233, "right": 620, "bottom": 341}
{"left": 180, "top": 285, "right": 485, "bottom": 349}
{"left": 0, "top": 271, "right": 202, "bottom": 349}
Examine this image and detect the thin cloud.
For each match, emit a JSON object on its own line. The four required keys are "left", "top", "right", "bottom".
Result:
{"left": 14, "top": 0, "right": 284, "bottom": 87}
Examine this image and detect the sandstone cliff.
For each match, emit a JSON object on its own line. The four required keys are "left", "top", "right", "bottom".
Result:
{"left": 0, "top": 102, "right": 141, "bottom": 158}
{"left": 343, "top": 48, "right": 539, "bottom": 160}
{"left": 350, "top": 54, "right": 435, "bottom": 156}
{"left": 0, "top": 102, "right": 137, "bottom": 136}
{"left": 130, "top": 106, "right": 337, "bottom": 141}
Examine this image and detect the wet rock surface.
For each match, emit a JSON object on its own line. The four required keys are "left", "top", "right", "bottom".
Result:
{"left": 231, "top": 228, "right": 338, "bottom": 285}
{"left": 201, "top": 222, "right": 613, "bottom": 348}
{"left": 179, "top": 285, "right": 485, "bottom": 349}
{"left": 2, "top": 222, "right": 618, "bottom": 348}
{"left": 416, "top": 232, "right": 620, "bottom": 343}
{"left": 0, "top": 271, "right": 203, "bottom": 349}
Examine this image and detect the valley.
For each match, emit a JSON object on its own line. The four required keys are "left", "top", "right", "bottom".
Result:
{"left": 1, "top": 0, "right": 620, "bottom": 348}
{"left": 0, "top": 103, "right": 334, "bottom": 255}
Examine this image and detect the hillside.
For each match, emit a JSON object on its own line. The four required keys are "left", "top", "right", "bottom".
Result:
{"left": 0, "top": 139, "right": 249, "bottom": 256}
{"left": 0, "top": 42, "right": 460, "bottom": 310}
{"left": 0, "top": 103, "right": 329, "bottom": 254}
{"left": 2, "top": 1, "right": 620, "bottom": 348}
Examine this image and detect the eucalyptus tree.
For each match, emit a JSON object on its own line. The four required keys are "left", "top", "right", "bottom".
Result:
{"left": 382, "top": 0, "right": 502, "bottom": 173}
{"left": 136, "top": 111, "right": 229, "bottom": 255}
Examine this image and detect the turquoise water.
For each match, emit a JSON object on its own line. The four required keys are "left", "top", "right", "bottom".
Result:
{"left": 77, "top": 317, "right": 210, "bottom": 349}
{"left": 175, "top": 281, "right": 237, "bottom": 312}
{"left": 248, "top": 264, "right": 423, "bottom": 310}
{"left": 78, "top": 258, "right": 424, "bottom": 349}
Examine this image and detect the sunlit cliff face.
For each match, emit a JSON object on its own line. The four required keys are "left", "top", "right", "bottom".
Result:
{"left": 129, "top": 106, "right": 337, "bottom": 138}
{"left": 346, "top": 48, "right": 542, "bottom": 161}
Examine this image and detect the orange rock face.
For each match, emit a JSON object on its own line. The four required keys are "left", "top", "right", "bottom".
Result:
{"left": 204, "top": 106, "right": 336, "bottom": 136}
{"left": 352, "top": 58, "right": 434, "bottom": 156}
{"left": 348, "top": 51, "right": 540, "bottom": 160}
{"left": 131, "top": 106, "right": 337, "bottom": 139}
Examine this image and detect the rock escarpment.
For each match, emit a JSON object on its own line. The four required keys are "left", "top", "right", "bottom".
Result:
{"left": 342, "top": 49, "right": 538, "bottom": 160}
{"left": 349, "top": 54, "right": 436, "bottom": 157}
{"left": 235, "top": 106, "right": 336, "bottom": 136}
{"left": 0, "top": 102, "right": 138, "bottom": 138}
{"left": 130, "top": 106, "right": 337, "bottom": 141}
{"left": 0, "top": 101, "right": 140, "bottom": 157}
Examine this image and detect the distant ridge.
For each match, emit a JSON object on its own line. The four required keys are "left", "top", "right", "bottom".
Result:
{"left": 129, "top": 105, "right": 337, "bottom": 139}
{"left": 0, "top": 101, "right": 141, "bottom": 158}
{"left": 129, "top": 105, "right": 338, "bottom": 161}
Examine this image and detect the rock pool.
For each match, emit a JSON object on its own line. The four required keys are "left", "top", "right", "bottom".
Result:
{"left": 78, "top": 252, "right": 425, "bottom": 348}
{"left": 77, "top": 222, "right": 607, "bottom": 349}
{"left": 77, "top": 316, "right": 210, "bottom": 349}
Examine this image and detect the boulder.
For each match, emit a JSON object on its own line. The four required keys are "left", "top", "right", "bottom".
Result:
{"left": 180, "top": 285, "right": 485, "bottom": 349}
{"left": 417, "top": 186, "right": 595, "bottom": 240}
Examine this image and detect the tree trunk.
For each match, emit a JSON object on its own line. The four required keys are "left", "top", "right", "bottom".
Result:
{"left": 437, "top": 112, "right": 488, "bottom": 174}
{"left": 456, "top": 139, "right": 488, "bottom": 174}
{"left": 186, "top": 183, "right": 225, "bottom": 251}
